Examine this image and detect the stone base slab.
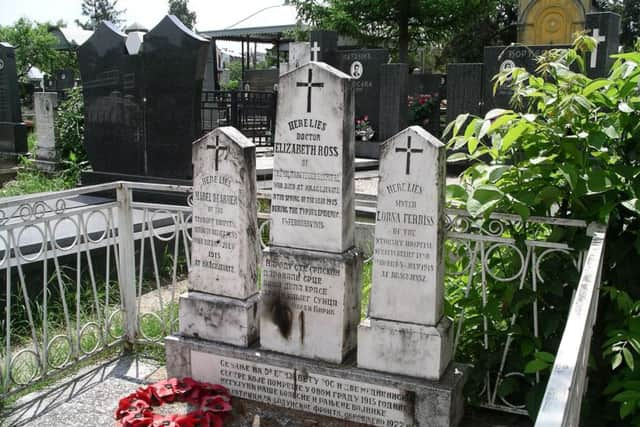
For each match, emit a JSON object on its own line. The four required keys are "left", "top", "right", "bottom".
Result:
{"left": 179, "top": 291, "right": 259, "bottom": 347}
{"left": 165, "top": 335, "right": 467, "bottom": 427}
{"left": 357, "top": 317, "right": 453, "bottom": 380}
{"left": 260, "top": 246, "right": 361, "bottom": 364}
{"left": 33, "top": 159, "right": 58, "bottom": 173}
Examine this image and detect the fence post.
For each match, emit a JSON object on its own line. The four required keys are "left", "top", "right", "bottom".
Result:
{"left": 116, "top": 183, "right": 138, "bottom": 347}
{"left": 230, "top": 90, "right": 238, "bottom": 128}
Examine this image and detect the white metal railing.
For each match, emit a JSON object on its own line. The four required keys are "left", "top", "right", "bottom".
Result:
{"left": 535, "top": 224, "right": 607, "bottom": 426}
{"left": 0, "top": 181, "right": 603, "bottom": 425}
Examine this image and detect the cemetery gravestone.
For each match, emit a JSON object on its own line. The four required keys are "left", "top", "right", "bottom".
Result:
{"left": 262, "top": 62, "right": 360, "bottom": 363}
{"left": 337, "top": 49, "right": 389, "bottom": 139}
{"left": 143, "top": 15, "right": 209, "bottom": 179}
{"left": 378, "top": 63, "right": 409, "bottom": 141}
{"left": 34, "top": 92, "right": 58, "bottom": 172}
{"left": 358, "top": 126, "right": 452, "bottom": 380}
{"left": 446, "top": 63, "right": 483, "bottom": 124}
{"left": 586, "top": 12, "right": 621, "bottom": 79}
{"left": 78, "top": 21, "right": 145, "bottom": 176}
{"left": 309, "top": 30, "right": 338, "bottom": 67}
{"left": 179, "top": 126, "right": 259, "bottom": 346}
{"left": 0, "top": 42, "right": 27, "bottom": 155}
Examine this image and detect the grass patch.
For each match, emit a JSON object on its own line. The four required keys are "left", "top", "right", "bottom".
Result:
{"left": 0, "top": 168, "right": 75, "bottom": 198}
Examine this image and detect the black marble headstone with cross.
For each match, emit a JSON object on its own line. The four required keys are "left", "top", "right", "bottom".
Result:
{"left": 0, "top": 42, "right": 27, "bottom": 155}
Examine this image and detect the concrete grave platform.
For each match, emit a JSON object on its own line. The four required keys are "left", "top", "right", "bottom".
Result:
{"left": 166, "top": 335, "right": 468, "bottom": 427}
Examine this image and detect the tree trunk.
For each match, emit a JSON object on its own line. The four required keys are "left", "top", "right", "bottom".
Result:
{"left": 398, "top": 0, "right": 409, "bottom": 63}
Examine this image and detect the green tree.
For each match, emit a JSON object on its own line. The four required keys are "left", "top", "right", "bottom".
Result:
{"left": 75, "top": 0, "right": 125, "bottom": 31}
{"left": 289, "top": 0, "right": 513, "bottom": 64}
{"left": 0, "top": 18, "right": 76, "bottom": 81}
{"left": 168, "top": 0, "right": 197, "bottom": 29}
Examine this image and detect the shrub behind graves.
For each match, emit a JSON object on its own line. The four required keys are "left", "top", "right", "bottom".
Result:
{"left": 446, "top": 34, "right": 640, "bottom": 424}
{"left": 55, "top": 86, "right": 87, "bottom": 177}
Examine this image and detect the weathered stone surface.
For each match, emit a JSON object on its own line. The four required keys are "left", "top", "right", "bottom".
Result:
{"left": 270, "top": 62, "right": 355, "bottom": 253}
{"left": 357, "top": 317, "right": 453, "bottom": 380}
{"left": 259, "top": 246, "right": 361, "bottom": 363}
{"left": 369, "top": 126, "right": 446, "bottom": 326}
{"left": 164, "top": 335, "right": 467, "bottom": 427}
{"left": 34, "top": 92, "right": 58, "bottom": 171}
{"left": 189, "top": 126, "right": 259, "bottom": 299}
{"left": 179, "top": 291, "right": 259, "bottom": 347}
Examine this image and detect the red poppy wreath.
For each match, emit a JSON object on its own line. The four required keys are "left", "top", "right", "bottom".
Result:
{"left": 115, "top": 377, "right": 232, "bottom": 427}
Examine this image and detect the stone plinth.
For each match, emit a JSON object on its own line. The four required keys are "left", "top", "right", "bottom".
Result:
{"left": 358, "top": 317, "right": 453, "bottom": 380}
{"left": 165, "top": 336, "right": 467, "bottom": 427}
{"left": 179, "top": 291, "right": 259, "bottom": 347}
{"left": 259, "top": 246, "right": 361, "bottom": 363}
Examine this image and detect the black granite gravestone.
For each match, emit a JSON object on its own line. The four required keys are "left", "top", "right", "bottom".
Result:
{"left": 337, "top": 49, "right": 389, "bottom": 137}
{"left": 446, "top": 63, "right": 484, "bottom": 124}
{"left": 0, "top": 42, "right": 27, "bottom": 155}
{"left": 378, "top": 63, "right": 408, "bottom": 142}
{"left": 483, "top": 44, "right": 569, "bottom": 111}
{"left": 143, "top": 15, "right": 208, "bottom": 179}
{"left": 78, "top": 22, "right": 145, "bottom": 176}
{"left": 44, "top": 69, "right": 76, "bottom": 93}
{"left": 586, "top": 12, "right": 621, "bottom": 79}
{"left": 309, "top": 30, "right": 338, "bottom": 67}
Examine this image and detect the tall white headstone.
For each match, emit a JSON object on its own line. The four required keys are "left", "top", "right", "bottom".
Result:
{"left": 270, "top": 62, "right": 355, "bottom": 254}
{"left": 261, "top": 62, "right": 361, "bottom": 363}
{"left": 358, "top": 126, "right": 452, "bottom": 380}
{"left": 179, "top": 126, "right": 260, "bottom": 346}
{"left": 34, "top": 92, "right": 58, "bottom": 172}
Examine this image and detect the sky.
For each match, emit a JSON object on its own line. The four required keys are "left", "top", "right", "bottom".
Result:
{"left": 0, "top": 0, "right": 298, "bottom": 34}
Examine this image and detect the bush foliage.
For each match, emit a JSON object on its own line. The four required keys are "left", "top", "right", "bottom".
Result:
{"left": 447, "top": 34, "right": 640, "bottom": 424}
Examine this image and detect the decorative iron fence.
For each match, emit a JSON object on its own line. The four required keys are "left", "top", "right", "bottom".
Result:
{"left": 201, "top": 90, "right": 276, "bottom": 146}
{"left": 0, "top": 182, "right": 605, "bottom": 426}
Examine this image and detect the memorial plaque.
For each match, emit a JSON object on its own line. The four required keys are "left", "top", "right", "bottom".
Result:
{"left": 260, "top": 246, "right": 360, "bottom": 363}
{"left": 144, "top": 15, "right": 209, "bottom": 179}
{"left": 190, "top": 127, "right": 259, "bottom": 299}
{"left": 34, "top": 92, "right": 58, "bottom": 162}
{"left": 270, "top": 62, "right": 355, "bottom": 253}
{"left": 337, "top": 49, "right": 389, "bottom": 136}
{"left": 191, "top": 351, "right": 415, "bottom": 427}
{"left": 369, "top": 126, "right": 445, "bottom": 326}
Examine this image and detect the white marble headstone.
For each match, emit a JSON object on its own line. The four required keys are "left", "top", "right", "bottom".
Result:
{"left": 190, "top": 127, "right": 259, "bottom": 299}
{"left": 34, "top": 92, "right": 57, "bottom": 161}
{"left": 270, "top": 62, "right": 355, "bottom": 253}
{"left": 368, "top": 126, "right": 446, "bottom": 326}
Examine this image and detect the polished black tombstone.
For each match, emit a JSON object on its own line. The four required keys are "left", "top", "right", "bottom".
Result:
{"left": 446, "top": 63, "right": 484, "bottom": 124}
{"left": 483, "top": 44, "right": 569, "bottom": 111}
{"left": 78, "top": 22, "right": 145, "bottom": 176}
{"left": 378, "top": 63, "right": 408, "bottom": 142}
{"left": 309, "top": 30, "right": 338, "bottom": 67}
{"left": 143, "top": 15, "right": 208, "bottom": 179}
{"left": 586, "top": 12, "right": 621, "bottom": 79}
{"left": 0, "top": 42, "right": 27, "bottom": 155}
{"left": 337, "top": 48, "right": 389, "bottom": 137}
{"left": 408, "top": 72, "right": 444, "bottom": 137}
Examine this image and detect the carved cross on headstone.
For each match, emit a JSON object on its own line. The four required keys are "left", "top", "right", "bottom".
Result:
{"left": 207, "top": 135, "right": 227, "bottom": 171}
{"left": 395, "top": 136, "right": 423, "bottom": 175}
{"left": 590, "top": 28, "right": 606, "bottom": 69}
{"left": 296, "top": 69, "right": 324, "bottom": 113}
{"left": 310, "top": 41, "right": 320, "bottom": 62}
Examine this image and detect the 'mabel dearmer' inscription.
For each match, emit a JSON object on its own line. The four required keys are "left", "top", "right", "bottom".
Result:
{"left": 191, "top": 352, "right": 414, "bottom": 427}
{"left": 190, "top": 127, "right": 258, "bottom": 299}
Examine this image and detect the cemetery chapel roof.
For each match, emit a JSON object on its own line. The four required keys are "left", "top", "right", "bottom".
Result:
{"left": 199, "top": 24, "right": 298, "bottom": 43}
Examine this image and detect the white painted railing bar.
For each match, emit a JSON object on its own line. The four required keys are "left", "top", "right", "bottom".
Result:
{"left": 116, "top": 185, "right": 138, "bottom": 345}
{"left": 535, "top": 225, "right": 607, "bottom": 427}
